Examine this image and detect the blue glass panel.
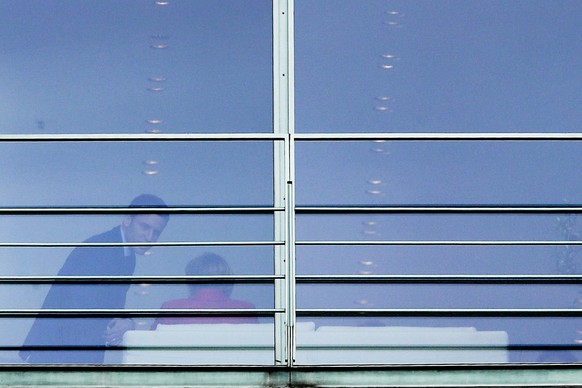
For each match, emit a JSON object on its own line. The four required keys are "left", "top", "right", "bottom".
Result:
{"left": 297, "top": 245, "right": 575, "bottom": 276}
{"left": 0, "top": 141, "right": 274, "bottom": 207}
{"left": 296, "top": 141, "right": 582, "bottom": 205}
{"left": 0, "top": 0, "right": 272, "bottom": 134}
{"left": 295, "top": 0, "right": 582, "bottom": 133}
{"left": 297, "top": 214, "right": 572, "bottom": 242}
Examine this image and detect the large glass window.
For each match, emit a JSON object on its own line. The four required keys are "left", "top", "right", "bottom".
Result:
{"left": 1, "top": 0, "right": 581, "bottom": 367}
{"left": 293, "top": 0, "right": 582, "bottom": 365}
{"left": 295, "top": 0, "right": 582, "bottom": 133}
{"left": 1, "top": 0, "right": 279, "bottom": 366}
{"left": 295, "top": 141, "right": 582, "bottom": 205}
{"left": 0, "top": 0, "right": 272, "bottom": 134}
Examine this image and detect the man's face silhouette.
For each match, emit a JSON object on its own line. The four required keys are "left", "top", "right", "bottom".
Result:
{"left": 121, "top": 214, "right": 168, "bottom": 255}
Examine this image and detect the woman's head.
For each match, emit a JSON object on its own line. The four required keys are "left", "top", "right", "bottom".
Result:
{"left": 186, "top": 253, "right": 233, "bottom": 296}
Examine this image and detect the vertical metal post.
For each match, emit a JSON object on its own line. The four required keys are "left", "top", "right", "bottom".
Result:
{"left": 285, "top": 134, "right": 296, "bottom": 366}
{"left": 273, "top": 0, "right": 294, "bottom": 366}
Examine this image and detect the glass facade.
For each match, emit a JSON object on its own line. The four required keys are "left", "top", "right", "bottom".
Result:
{"left": 294, "top": 0, "right": 582, "bottom": 133}
{"left": 0, "top": 0, "right": 272, "bottom": 134}
{"left": 0, "top": 0, "right": 581, "bottom": 367}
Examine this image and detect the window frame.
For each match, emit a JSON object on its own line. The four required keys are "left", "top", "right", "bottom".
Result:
{"left": 0, "top": 0, "right": 581, "bottom": 368}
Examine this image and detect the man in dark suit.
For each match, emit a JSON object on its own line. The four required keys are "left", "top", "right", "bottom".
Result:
{"left": 20, "top": 194, "right": 169, "bottom": 364}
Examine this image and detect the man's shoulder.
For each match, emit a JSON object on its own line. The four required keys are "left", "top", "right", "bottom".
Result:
{"left": 83, "top": 226, "right": 122, "bottom": 243}
{"left": 57, "top": 226, "right": 126, "bottom": 275}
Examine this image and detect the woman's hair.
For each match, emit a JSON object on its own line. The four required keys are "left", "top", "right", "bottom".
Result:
{"left": 186, "top": 253, "right": 234, "bottom": 296}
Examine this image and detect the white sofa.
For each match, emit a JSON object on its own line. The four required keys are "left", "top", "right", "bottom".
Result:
{"left": 122, "top": 323, "right": 507, "bottom": 365}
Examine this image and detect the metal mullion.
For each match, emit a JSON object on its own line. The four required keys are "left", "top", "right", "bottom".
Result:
{"left": 286, "top": 135, "right": 297, "bottom": 368}
{"left": 296, "top": 309, "right": 582, "bottom": 318}
{"left": 295, "top": 275, "right": 582, "bottom": 284}
{"left": 273, "top": 0, "right": 293, "bottom": 367}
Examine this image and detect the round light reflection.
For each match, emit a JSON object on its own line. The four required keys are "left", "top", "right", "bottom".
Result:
{"left": 149, "top": 76, "right": 167, "bottom": 82}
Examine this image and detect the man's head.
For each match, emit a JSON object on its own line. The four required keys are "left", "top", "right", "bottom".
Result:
{"left": 121, "top": 194, "right": 169, "bottom": 255}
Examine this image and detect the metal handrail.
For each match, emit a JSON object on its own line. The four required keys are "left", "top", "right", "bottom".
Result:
{"left": 0, "top": 206, "right": 284, "bottom": 215}
{"left": 0, "top": 241, "right": 284, "bottom": 248}
{"left": 0, "top": 275, "right": 282, "bottom": 284}
{"left": 296, "top": 205, "right": 582, "bottom": 213}
{"left": 295, "top": 275, "right": 582, "bottom": 284}
{"left": 0, "top": 133, "right": 286, "bottom": 141}
{"left": 3, "top": 132, "right": 582, "bottom": 141}
{"left": 0, "top": 309, "right": 282, "bottom": 318}
{"left": 296, "top": 240, "right": 582, "bottom": 246}
{"left": 297, "top": 308, "right": 582, "bottom": 317}
{"left": 293, "top": 132, "right": 582, "bottom": 141}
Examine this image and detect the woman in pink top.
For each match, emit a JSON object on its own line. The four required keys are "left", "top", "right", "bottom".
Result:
{"left": 151, "top": 253, "right": 258, "bottom": 329}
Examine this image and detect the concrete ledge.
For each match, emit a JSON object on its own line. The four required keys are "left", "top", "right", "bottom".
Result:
{"left": 0, "top": 364, "right": 581, "bottom": 387}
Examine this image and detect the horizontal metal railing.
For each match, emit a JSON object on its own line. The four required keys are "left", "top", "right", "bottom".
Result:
{"left": 0, "top": 206, "right": 284, "bottom": 215}
{"left": 293, "top": 132, "right": 582, "bottom": 141}
{"left": 297, "top": 240, "right": 582, "bottom": 246}
{"left": 296, "top": 275, "right": 582, "bottom": 284}
{"left": 2, "top": 132, "right": 582, "bottom": 142}
{"left": 296, "top": 205, "right": 582, "bottom": 214}
{"left": 0, "top": 133, "right": 287, "bottom": 142}
{"left": 2, "top": 133, "right": 581, "bottom": 368}
{"left": 296, "top": 309, "right": 582, "bottom": 317}
{"left": 0, "top": 309, "right": 282, "bottom": 318}
{"left": 0, "top": 241, "right": 284, "bottom": 247}
{"left": 0, "top": 275, "right": 283, "bottom": 284}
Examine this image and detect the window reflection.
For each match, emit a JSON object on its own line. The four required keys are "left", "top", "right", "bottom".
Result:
{"left": 296, "top": 141, "right": 582, "bottom": 205}
{"left": 296, "top": 214, "right": 575, "bottom": 241}
{"left": 18, "top": 195, "right": 168, "bottom": 364}
{"left": 0, "top": 141, "right": 274, "bottom": 207}
{"left": 295, "top": 0, "right": 582, "bottom": 133}
{"left": 152, "top": 253, "right": 260, "bottom": 329}
{"left": 0, "top": 215, "right": 274, "bottom": 244}
{"left": 297, "top": 245, "right": 573, "bottom": 276}
{"left": 297, "top": 284, "right": 581, "bottom": 310}
{"left": 0, "top": 0, "right": 272, "bottom": 134}
{"left": 1, "top": 206, "right": 274, "bottom": 364}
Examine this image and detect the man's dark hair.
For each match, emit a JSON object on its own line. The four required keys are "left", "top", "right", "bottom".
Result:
{"left": 128, "top": 194, "right": 170, "bottom": 221}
